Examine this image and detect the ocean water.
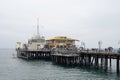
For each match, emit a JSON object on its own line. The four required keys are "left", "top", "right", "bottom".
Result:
{"left": 0, "top": 49, "right": 120, "bottom": 80}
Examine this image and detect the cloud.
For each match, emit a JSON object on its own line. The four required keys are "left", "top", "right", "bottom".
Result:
{"left": 0, "top": 0, "right": 120, "bottom": 48}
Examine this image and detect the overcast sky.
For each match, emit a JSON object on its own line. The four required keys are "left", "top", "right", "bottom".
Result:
{"left": 0, "top": 0, "right": 120, "bottom": 49}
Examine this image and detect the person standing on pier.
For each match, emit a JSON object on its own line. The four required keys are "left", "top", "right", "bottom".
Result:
{"left": 108, "top": 46, "right": 113, "bottom": 52}
{"left": 51, "top": 46, "right": 56, "bottom": 54}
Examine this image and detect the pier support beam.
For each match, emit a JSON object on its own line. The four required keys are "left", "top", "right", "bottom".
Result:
{"left": 104, "top": 56, "right": 108, "bottom": 71}
{"left": 88, "top": 55, "right": 91, "bottom": 67}
{"left": 109, "top": 56, "right": 111, "bottom": 67}
{"left": 117, "top": 57, "right": 119, "bottom": 73}
{"left": 95, "top": 55, "right": 99, "bottom": 68}
{"left": 101, "top": 56, "right": 103, "bottom": 68}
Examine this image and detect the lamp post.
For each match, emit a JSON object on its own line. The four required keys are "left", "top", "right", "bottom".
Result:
{"left": 98, "top": 41, "right": 102, "bottom": 52}
{"left": 118, "top": 40, "right": 120, "bottom": 53}
{"left": 118, "top": 40, "right": 120, "bottom": 48}
{"left": 81, "top": 41, "right": 85, "bottom": 50}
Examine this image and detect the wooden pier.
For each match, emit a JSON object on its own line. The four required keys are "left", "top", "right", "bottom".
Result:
{"left": 51, "top": 52, "right": 120, "bottom": 73}
{"left": 16, "top": 49, "right": 120, "bottom": 73}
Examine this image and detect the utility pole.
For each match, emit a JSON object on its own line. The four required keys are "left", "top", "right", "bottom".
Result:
{"left": 37, "top": 18, "right": 39, "bottom": 36}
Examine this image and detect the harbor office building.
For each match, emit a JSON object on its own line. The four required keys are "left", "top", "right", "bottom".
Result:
{"left": 45, "top": 36, "right": 77, "bottom": 49}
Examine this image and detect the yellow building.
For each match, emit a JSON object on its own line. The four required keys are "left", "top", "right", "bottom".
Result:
{"left": 45, "top": 36, "right": 78, "bottom": 49}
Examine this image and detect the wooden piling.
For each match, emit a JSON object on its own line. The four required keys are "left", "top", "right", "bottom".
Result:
{"left": 117, "top": 56, "right": 119, "bottom": 73}
{"left": 88, "top": 55, "right": 91, "bottom": 66}
{"left": 104, "top": 56, "right": 108, "bottom": 71}
{"left": 101, "top": 56, "right": 103, "bottom": 68}
{"left": 109, "top": 56, "right": 111, "bottom": 67}
{"left": 95, "top": 55, "right": 99, "bottom": 68}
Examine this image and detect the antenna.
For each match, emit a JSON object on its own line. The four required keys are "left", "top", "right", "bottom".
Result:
{"left": 37, "top": 18, "right": 39, "bottom": 35}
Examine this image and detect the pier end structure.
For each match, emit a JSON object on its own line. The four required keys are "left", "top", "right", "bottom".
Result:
{"left": 16, "top": 49, "right": 51, "bottom": 60}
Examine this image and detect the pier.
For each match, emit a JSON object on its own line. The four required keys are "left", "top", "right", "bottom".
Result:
{"left": 16, "top": 49, "right": 120, "bottom": 73}
{"left": 51, "top": 51, "right": 120, "bottom": 73}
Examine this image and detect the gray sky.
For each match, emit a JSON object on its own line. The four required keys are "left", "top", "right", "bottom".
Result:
{"left": 0, "top": 0, "right": 120, "bottom": 49}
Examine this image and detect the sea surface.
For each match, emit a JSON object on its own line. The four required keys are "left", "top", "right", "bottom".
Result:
{"left": 0, "top": 49, "right": 120, "bottom": 80}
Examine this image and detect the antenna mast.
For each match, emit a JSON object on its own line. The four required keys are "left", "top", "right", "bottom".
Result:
{"left": 37, "top": 18, "right": 39, "bottom": 35}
